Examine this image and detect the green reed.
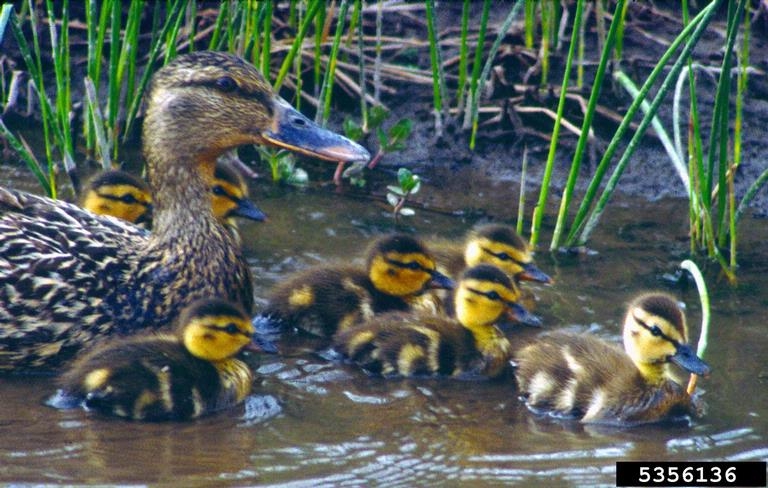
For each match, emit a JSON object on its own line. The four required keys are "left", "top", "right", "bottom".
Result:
{"left": 548, "top": 0, "right": 625, "bottom": 250}
{"left": 529, "top": 0, "right": 584, "bottom": 248}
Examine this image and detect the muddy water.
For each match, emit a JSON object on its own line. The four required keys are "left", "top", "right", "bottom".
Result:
{"left": 0, "top": 166, "right": 766, "bottom": 486}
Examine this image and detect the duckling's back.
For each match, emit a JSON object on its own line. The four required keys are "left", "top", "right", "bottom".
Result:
{"left": 334, "top": 313, "right": 506, "bottom": 378}
{"left": 57, "top": 334, "right": 231, "bottom": 420}
{"left": 514, "top": 332, "right": 697, "bottom": 425}
{"left": 264, "top": 266, "right": 410, "bottom": 338}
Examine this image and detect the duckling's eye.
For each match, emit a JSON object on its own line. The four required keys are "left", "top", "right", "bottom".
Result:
{"left": 485, "top": 290, "right": 501, "bottom": 300}
{"left": 215, "top": 76, "right": 238, "bottom": 92}
{"left": 212, "top": 185, "right": 226, "bottom": 196}
{"left": 121, "top": 194, "right": 138, "bottom": 204}
{"left": 223, "top": 323, "right": 240, "bottom": 335}
{"left": 404, "top": 261, "right": 422, "bottom": 271}
{"left": 495, "top": 252, "right": 511, "bottom": 261}
{"left": 649, "top": 325, "right": 663, "bottom": 337}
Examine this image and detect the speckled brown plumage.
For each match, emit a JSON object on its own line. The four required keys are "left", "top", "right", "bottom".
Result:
{"left": 0, "top": 51, "right": 369, "bottom": 372}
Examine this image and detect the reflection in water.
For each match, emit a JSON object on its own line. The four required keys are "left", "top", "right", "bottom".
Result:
{"left": 0, "top": 177, "right": 766, "bottom": 485}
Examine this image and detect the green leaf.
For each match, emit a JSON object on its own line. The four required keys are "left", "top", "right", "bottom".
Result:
{"left": 343, "top": 118, "right": 364, "bottom": 141}
{"left": 398, "top": 207, "right": 416, "bottom": 216}
{"left": 387, "top": 185, "right": 406, "bottom": 196}
{"left": 385, "top": 119, "right": 412, "bottom": 151}
{"left": 386, "top": 192, "right": 400, "bottom": 207}
{"left": 369, "top": 106, "right": 389, "bottom": 129}
{"left": 376, "top": 126, "right": 388, "bottom": 148}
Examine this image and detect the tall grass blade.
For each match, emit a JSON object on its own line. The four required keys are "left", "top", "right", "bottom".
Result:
{"left": 550, "top": 0, "right": 624, "bottom": 250}
{"left": 530, "top": 0, "right": 584, "bottom": 248}
{"left": 468, "top": 0, "right": 521, "bottom": 150}
{"left": 0, "top": 119, "right": 52, "bottom": 195}
{"left": 84, "top": 77, "right": 111, "bottom": 171}
{"left": 318, "top": 0, "right": 351, "bottom": 125}
{"left": 424, "top": 0, "right": 445, "bottom": 136}
{"left": 274, "top": 0, "right": 323, "bottom": 92}
{"left": 565, "top": 0, "right": 721, "bottom": 246}
{"left": 463, "top": 0, "right": 490, "bottom": 134}
{"left": 679, "top": 259, "right": 710, "bottom": 395}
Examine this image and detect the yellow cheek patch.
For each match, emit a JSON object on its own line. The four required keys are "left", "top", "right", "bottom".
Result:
{"left": 288, "top": 285, "right": 315, "bottom": 307}
{"left": 84, "top": 368, "right": 111, "bottom": 391}
{"left": 370, "top": 253, "right": 436, "bottom": 297}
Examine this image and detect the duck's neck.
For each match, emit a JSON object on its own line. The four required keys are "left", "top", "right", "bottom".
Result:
{"left": 148, "top": 151, "right": 219, "bottom": 241}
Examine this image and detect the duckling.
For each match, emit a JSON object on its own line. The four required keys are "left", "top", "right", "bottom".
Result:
{"left": 0, "top": 51, "right": 370, "bottom": 371}
{"left": 333, "top": 264, "right": 541, "bottom": 379}
{"left": 79, "top": 170, "right": 153, "bottom": 227}
{"left": 513, "top": 293, "right": 711, "bottom": 425}
{"left": 432, "top": 224, "right": 551, "bottom": 284}
{"left": 419, "top": 223, "right": 551, "bottom": 316}
{"left": 80, "top": 160, "right": 266, "bottom": 231}
{"left": 51, "top": 298, "right": 259, "bottom": 420}
{"left": 262, "top": 233, "right": 454, "bottom": 340}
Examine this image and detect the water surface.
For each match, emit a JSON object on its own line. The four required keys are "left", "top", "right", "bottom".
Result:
{"left": 0, "top": 166, "right": 766, "bottom": 486}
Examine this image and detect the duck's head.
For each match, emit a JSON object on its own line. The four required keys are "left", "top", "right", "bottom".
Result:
{"left": 80, "top": 170, "right": 153, "bottom": 226}
{"left": 454, "top": 264, "right": 541, "bottom": 330}
{"left": 143, "top": 51, "right": 370, "bottom": 182}
{"left": 367, "top": 234, "right": 454, "bottom": 297}
{"left": 464, "top": 224, "right": 552, "bottom": 284}
{"left": 622, "top": 293, "right": 711, "bottom": 384}
{"left": 211, "top": 161, "right": 266, "bottom": 224}
{"left": 179, "top": 298, "right": 260, "bottom": 362}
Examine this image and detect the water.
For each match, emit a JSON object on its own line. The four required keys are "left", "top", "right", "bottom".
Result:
{"left": 0, "top": 167, "right": 766, "bottom": 486}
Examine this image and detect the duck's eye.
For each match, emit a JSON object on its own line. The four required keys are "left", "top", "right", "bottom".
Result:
{"left": 495, "top": 252, "right": 511, "bottom": 261}
{"left": 404, "top": 261, "right": 422, "bottom": 271}
{"left": 223, "top": 323, "right": 240, "bottom": 335}
{"left": 212, "top": 185, "right": 226, "bottom": 196}
{"left": 649, "top": 325, "right": 663, "bottom": 337}
{"left": 121, "top": 194, "right": 138, "bottom": 204}
{"left": 215, "top": 76, "right": 238, "bottom": 92}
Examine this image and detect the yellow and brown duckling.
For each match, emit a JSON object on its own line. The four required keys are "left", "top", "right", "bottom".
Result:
{"left": 80, "top": 160, "right": 267, "bottom": 232}
{"left": 50, "top": 299, "right": 260, "bottom": 421}
{"left": 419, "top": 223, "right": 551, "bottom": 316}
{"left": 432, "top": 224, "right": 552, "bottom": 285}
{"left": 262, "top": 233, "right": 454, "bottom": 340}
{"left": 0, "top": 51, "right": 369, "bottom": 371}
{"left": 79, "top": 170, "right": 153, "bottom": 227}
{"left": 513, "top": 293, "right": 711, "bottom": 425}
{"left": 333, "top": 264, "right": 541, "bottom": 379}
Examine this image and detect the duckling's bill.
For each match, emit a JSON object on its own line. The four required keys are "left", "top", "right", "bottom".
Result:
{"left": 519, "top": 262, "right": 554, "bottom": 285}
{"left": 427, "top": 270, "right": 455, "bottom": 290}
{"left": 508, "top": 302, "right": 543, "bottom": 328}
{"left": 263, "top": 98, "right": 370, "bottom": 163}
{"left": 671, "top": 343, "right": 710, "bottom": 376}
{"left": 233, "top": 197, "right": 267, "bottom": 222}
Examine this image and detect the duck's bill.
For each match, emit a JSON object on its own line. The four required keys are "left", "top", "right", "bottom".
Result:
{"left": 507, "top": 302, "right": 543, "bottom": 328}
{"left": 232, "top": 197, "right": 267, "bottom": 222}
{"left": 519, "top": 262, "right": 553, "bottom": 285}
{"left": 671, "top": 343, "right": 711, "bottom": 376}
{"left": 427, "top": 270, "right": 455, "bottom": 290}
{"left": 263, "top": 98, "right": 371, "bottom": 163}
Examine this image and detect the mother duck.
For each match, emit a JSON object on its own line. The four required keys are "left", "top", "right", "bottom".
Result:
{"left": 0, "top": 51, "right": 369, "bottom": 371}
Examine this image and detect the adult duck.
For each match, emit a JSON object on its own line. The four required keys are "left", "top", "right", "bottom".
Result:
{"left": 0, "top": 51, "right": 369, "bottom": 371}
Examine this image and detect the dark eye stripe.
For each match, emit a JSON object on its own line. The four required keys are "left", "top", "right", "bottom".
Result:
{"left": 481, "top": 246, "right": 521, "bottom": 264}
{"left": 466, "top": 287, "right": 502, "bottom": 301}
{"left": 384, "top": 257, "right": 429, "bottom": 272}
{"left": 633, "top": 314, "right": 679, "bottom": 347}
{"left": 96, "top": 192, "right": 149, "bottom": 207}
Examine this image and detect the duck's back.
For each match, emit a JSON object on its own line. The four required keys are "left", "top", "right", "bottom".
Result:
{"left": 0, "top": 190, "right": 147, "bottom": 369}
{"left": 514, "top": 331, "right": 696, "bottom": 425}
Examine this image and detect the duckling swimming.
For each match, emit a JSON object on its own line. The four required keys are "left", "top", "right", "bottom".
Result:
{"left": 51, "top": 298, "right": 260, "bottom": 421}
{"left": 333, "top": 264, "right": 541, "bottom": 379}
{"left": 262, "top": 233, "right": 454, "bottom": 340}
{"left": 419, "top": 224, "right": 551, "bottom": 317}
{"left": 513, "top": 293, "right": 711, "bottom": 425}
{"left": 0, "top": 51, "right": 369, "bottom": 371}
